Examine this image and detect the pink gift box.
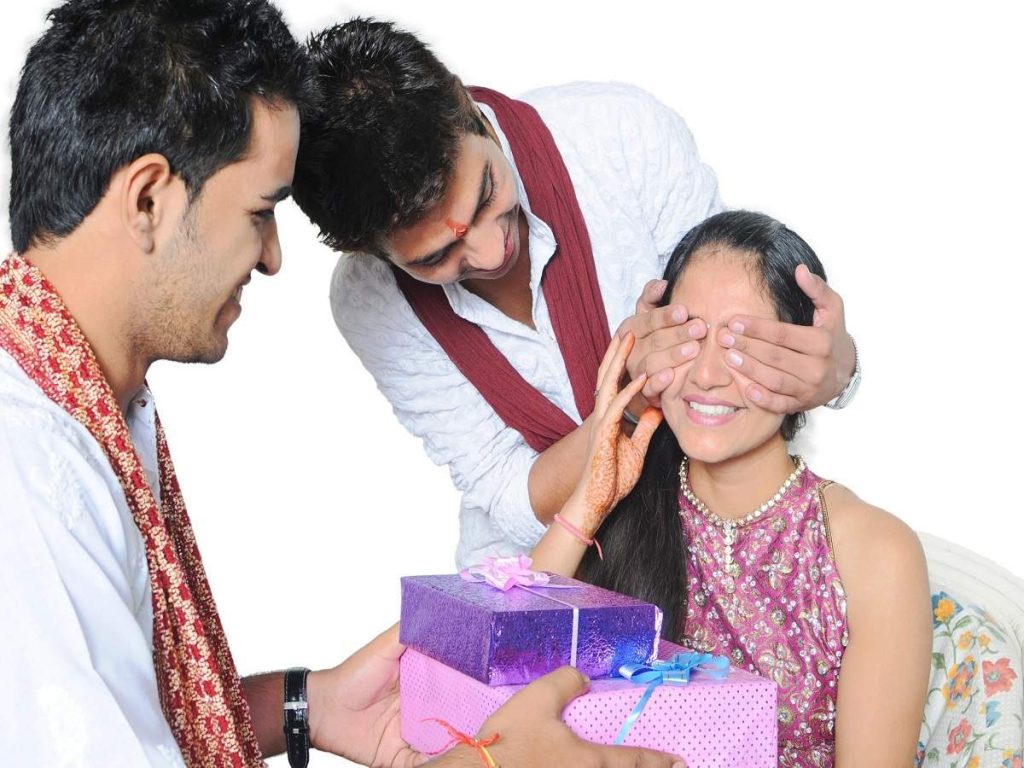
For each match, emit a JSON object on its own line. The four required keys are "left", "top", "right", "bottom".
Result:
{"left": 400, "top": 640, "right": 778, "bottom": 767}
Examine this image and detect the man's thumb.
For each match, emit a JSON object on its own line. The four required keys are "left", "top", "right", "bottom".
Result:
{"left": 522, "top": 666, "right": 591, "bottom": 717}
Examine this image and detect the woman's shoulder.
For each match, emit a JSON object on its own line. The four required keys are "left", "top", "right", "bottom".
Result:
{"left": 819, "top": 482, "right": 928, "bottom": 603}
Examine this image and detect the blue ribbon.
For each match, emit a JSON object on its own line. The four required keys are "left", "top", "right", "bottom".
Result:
{"left": 613, "top": 652, "right": 730, "bottom": 745}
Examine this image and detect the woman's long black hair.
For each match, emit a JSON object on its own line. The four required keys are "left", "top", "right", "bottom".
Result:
{"left": 577, "top": 210, "right": 827, "bottom": 640}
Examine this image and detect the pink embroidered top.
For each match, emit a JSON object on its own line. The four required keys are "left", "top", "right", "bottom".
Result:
{"left": 679, "top": 464, "right": 849, "bottom": 767}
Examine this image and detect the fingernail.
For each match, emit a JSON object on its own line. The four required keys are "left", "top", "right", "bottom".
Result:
{"left": 672, "top": 307, "right": 686, "bottom": 323}
{"left": 680, "top": 342, "right": 698, "bottom": 359}
{"left": 749, "top": 388, "right": 763, "bottom": 403}
{"left": 721, "top": 333, "right": 735, "bottom": 347}
{"left": 658, "top": 370, "right": 672, "bottom": 384}
{"left": 727, "top": 351, "right": 743, "bottom": 367}
{"left": 688, "top": 323, "right": 703, "bottom": 338}
{"left": 730, "top": 321, "right": 745, "bottom": 334}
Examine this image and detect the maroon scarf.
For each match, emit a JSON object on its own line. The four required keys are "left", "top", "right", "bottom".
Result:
{"left": 393, "top": 87, "right": 610, "bottom": 452}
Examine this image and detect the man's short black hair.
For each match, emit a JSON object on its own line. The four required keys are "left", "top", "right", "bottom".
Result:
{"left": 8, "top": 0, "right": 308, "bottom": 253}
{"left": 293, "top": 18, "right": 487, "bottom": 256}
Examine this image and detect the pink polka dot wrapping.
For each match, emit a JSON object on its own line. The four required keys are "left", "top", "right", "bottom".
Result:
{"left": 401, "top": 640, "right": 777, "bottom": 767}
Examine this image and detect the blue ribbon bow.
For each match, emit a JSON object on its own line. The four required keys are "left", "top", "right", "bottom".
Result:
{"left": 613, "top": 652, "right": 731, "bottom": 745}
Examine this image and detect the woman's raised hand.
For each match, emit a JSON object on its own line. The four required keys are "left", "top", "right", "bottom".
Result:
{"left": 571, "top": 333, "right": 663, "bottom": 537}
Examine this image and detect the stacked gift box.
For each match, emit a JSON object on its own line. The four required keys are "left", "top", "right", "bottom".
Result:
{"left": 399, "top": 556, "right": 778, "bottom": 767}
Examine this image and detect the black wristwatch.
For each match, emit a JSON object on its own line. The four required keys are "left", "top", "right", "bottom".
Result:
{"left": 283, "top": 667, "right": 311, "bottom": 768}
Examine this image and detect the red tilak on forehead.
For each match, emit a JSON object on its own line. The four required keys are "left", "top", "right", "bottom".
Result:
{"left": 445, "top": 218, "right": 469, "bottom": 239}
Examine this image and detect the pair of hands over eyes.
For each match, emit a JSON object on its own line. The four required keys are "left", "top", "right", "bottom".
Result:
{"left": 620, "top": 265, "right": 854, "bottom": 414}
{"left": 567, "top": 266, "right": 855, "bottom": 537}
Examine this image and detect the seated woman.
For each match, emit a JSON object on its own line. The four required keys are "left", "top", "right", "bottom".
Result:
{"left": 531, "top": 210, "right": 932, "bottom": 767}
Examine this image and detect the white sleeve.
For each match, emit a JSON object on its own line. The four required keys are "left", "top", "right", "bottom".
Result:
{"left": 331, "top": 256, "right": 547, "bottom": 557}
{"left": 622, "top": 85, "right": 726, "bottom": 259}
{"left": 523, "top": 81, "right": 724, "bottom": 273}
{"left": 0, "top": 404, "right": 184, "bottom": 767}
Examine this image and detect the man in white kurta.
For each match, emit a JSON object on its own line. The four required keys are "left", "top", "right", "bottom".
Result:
{"left": 0, "top": 349, "right": 187, "bottom": 766}
{"left": 331, "top": 82, "right": 724, "bottom": 567}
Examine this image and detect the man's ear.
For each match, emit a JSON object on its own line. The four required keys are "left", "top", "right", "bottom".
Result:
{"left": 120, "top": 153, "right": 183, "bottom": 253}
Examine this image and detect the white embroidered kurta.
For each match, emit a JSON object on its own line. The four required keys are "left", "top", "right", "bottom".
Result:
{"left": 0, "top": 348, "right": 185, "bottom": 766}
{"left": 331, "top": 82, "right": 724, "bottom": 567}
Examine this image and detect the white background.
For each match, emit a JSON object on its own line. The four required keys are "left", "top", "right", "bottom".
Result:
{"left": 2, "top": 2, "right": 1022, "bottom": 765}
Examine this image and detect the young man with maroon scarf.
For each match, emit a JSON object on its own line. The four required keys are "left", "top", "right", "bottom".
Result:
{"left": 0, "top": 2, "right": 689, "bottom": 767}
{"left": 293, "top": 19, "right": 860, "bottom": 569}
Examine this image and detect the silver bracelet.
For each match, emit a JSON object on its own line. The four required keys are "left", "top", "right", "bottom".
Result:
{"left": 825, "top": 335, "right": 861, "bottom": 410}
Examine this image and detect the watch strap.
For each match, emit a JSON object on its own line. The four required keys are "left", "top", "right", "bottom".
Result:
{"left": 826, "top": 335, "right": 861, "bottom": 410}
{"left": 283, "top": 667, "right": 311, "bottom": 768}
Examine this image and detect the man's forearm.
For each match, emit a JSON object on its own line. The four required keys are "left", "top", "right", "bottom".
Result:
{"left": 241, "top": 672, "right": 286, "bottom": 757}
{"left": 526, "top": 415, "right": 592, "bottom": 524}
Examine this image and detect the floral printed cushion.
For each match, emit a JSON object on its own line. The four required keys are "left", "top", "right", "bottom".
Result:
{"left": 916, "top": 592, "right": 1023, "bottom": 767}
{"left": 918, "top": 533, "right": 1024, "bottom": 654}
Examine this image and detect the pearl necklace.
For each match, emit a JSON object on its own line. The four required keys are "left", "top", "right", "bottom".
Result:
{"left": 678, "top": 455, "right": 806, "bottom": 578}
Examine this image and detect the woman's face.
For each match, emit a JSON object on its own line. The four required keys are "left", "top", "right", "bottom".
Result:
{"left": 660, "top": 245, "right": 787, "bottom": 464}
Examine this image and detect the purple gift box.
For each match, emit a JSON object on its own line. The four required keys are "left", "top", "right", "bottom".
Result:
{"left": 399, "top": 557, "right": 663, "bottom": 686}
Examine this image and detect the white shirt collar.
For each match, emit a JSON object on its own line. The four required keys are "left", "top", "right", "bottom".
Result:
{"left": 126, "top": 383, "right": 161, "bottom": 505}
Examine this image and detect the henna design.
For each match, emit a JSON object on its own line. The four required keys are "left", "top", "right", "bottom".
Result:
{"left": 579, "top": 416, "right": 653, "bottom": 536}
{"left": 582, "top": 422, "right": 619, "bottom": 534}
{"left": 575, "top": 333, "right": 656, "bottom": 536}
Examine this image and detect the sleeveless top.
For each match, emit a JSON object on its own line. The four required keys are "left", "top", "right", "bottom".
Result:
{"left": 679, "top": 464, "right": 849, "bottom": 767}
